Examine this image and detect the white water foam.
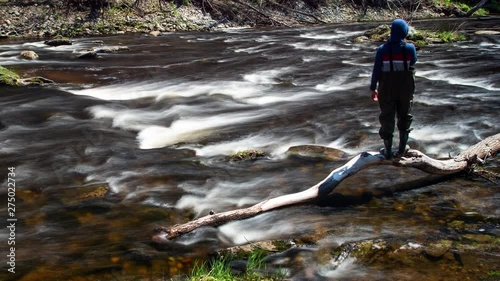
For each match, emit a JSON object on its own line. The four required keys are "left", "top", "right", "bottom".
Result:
{"left": 70, "top": 80, "right": 266, "bottom": 101}
{"left": 289, "top": 42, "right": 339, "bottom": 52}
{"left": 315, "top": 73, "right": 362, "bottom": 92}
{"left": 218, "top": 213, "right": 296, "bottom": 244}
{"left": 245, "top": 90, "right": 322, "bottom": 105}
{"left": 176, "top": 178, "right": 268, "bottom": 216}
{"left": 232, "top": 43, "right": 272, "bottom": 53}
{"left": 186, "top": 132, "right": 311, "bottom": 157}
{"left": 138, "top": 110, "right": 270, "bottom": 149}
{"left": 418, "top": 69, "right": 500, "bottom": 91}
{"left": 300, "top": 30, "right": 365, "bottom": 40}
{"left": 243, "top": 67, "right": 295, "bottom": 84}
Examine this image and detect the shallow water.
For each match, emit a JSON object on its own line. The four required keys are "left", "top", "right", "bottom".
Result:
{"left": 0, "top": 17, "right": 499, "bottom": 280}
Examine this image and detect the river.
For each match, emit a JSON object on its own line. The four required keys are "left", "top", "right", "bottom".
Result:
{"left": 0, "top": 17, "right": 499, "bottom": 280}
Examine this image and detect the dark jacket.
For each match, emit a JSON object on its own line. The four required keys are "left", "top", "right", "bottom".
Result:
{"left": 370, "top": 19, "right": 417, "bottom": 91}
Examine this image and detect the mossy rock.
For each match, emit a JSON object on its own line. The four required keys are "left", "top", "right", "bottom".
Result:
{"left": 364, "top": 24, "right": 391, "bottom": 42}
{"left": 424, "top": 240, "right": 453, "bottom": 258}
{"left": 0, "top": 66, "right": 20, "bottom": 86}
{"left": 228, "top": 149, "right": 268, "bottom": 162}
{"left": 44, "top": 37, "right": 73, "bottom": 47}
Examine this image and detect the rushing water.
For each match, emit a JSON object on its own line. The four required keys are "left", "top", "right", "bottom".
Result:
{"left": 0, "top": 18, "right": 499, "bottom": 280}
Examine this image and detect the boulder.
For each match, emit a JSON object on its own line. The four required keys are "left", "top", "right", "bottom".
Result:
{"left": 20, "top": 50, "right": 38, "bottom": 60}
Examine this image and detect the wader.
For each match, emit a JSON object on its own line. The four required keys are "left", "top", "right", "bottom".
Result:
{"left": 377, "top": 42, "right": 415, "bottom": 158}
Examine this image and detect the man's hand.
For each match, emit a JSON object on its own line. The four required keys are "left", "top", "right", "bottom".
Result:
{"left": 371, "top": 90, "right": 379, "bottom": 102}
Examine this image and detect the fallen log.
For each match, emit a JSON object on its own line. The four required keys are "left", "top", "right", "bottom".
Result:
{"left": 153, "top": 133, "right": 499, "bottom": 242}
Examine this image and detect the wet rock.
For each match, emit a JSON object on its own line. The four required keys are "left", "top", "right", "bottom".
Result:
{"left": 227, "top": 149, "right": 268, "bottom": 161}
{"left": 149, "top": 30, "right": 161, "bottom": 37}
{"left": 20, "top": 50, "right": 38, "bottom": 60}
{"left": 287, "top": 145, "right": 348, "bottom": 161}
{"left": 424, "top": 240, "right": 452, "bottom": 258}
{"left": 44, "top": 37, "right": 72, "bottom": 46}
{"left": 78, "top": 51, "right": 98, "bottom": 59}
{"left": 353, "top": 35, "right": 369, "bottom": 43}
{"left": 225, "top": 240, "right": 283, "bottom": 256}
{"left": 94, "top": 45, "right": 130, "bottom": 53}
{"left": 364, "top": 24, "right": 391, "bottom": 41}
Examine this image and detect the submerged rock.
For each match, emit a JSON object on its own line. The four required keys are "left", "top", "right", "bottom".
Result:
{"left": 286, "top": 145, "right": 348, "bottom": 161}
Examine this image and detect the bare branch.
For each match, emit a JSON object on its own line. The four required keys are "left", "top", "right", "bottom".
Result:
{"left": 153, "top": 133, "right": 500, "bottom": 242}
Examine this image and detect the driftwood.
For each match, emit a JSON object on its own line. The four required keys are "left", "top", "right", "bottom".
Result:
{"left": 153, "top": 133, "right": 499, "bottom": 242}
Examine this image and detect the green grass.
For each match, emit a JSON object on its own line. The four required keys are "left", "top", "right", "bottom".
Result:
{"left": 437, "top": 30, "right": 467, "bottom": 43}
{"left": 481, "top": 270, "right": 500, "bottom": 280}
{"left": 188, "top": 250, "right": 285, "bottom": 281}
{"left": 0, "top": 66, "right": 20, "bottom": 86}
{"left": 189, "top": 255, "right": 233, "bottom": 281}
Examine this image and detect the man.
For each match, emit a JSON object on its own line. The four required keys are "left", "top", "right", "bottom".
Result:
{"left": 370, "top": 19, "right": 417, "bottom": 159}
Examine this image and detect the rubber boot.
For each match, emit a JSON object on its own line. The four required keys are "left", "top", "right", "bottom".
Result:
{"left": 382, "top": 138, "right": 393, "bottom": 159}
{"left": 398, "top": 131, "right": 409, "bottom": 156}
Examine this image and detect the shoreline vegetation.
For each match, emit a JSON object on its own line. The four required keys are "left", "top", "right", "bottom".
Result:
{"left": 0, "top": 0, "right": 497, "bottom": 39}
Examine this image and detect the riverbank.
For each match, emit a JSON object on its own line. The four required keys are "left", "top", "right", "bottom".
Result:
{"left": 0, "top": 0, "right": 469, "bottom": 39}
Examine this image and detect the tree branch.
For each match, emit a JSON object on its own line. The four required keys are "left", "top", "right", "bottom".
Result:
{"left": 153, "top": 133, "right": 499, "bottom": 242}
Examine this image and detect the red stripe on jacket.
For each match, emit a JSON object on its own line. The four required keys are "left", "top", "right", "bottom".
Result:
{"left": 382, "top": 54, "right": 413, "bottom": 61}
